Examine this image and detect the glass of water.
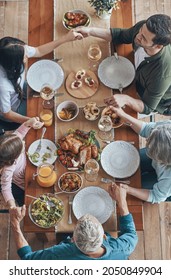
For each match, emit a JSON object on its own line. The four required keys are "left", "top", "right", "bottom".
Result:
{"left": 84, "top": 159, "right": 99, "bottom": 182}
{"left": 98, "top": 115, "right": 113, "bottom": 140}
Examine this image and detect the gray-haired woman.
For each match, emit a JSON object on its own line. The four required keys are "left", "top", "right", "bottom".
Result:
{"left": 110, "top": 106, "right": 171, "bottom": 203}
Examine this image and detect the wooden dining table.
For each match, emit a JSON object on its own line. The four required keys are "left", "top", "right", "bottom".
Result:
{"left": 24, "top": 0, "right": 143, "bottom": 235}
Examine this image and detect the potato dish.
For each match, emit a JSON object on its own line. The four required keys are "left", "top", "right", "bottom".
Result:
{"left": 58, "top": 172, "right": 82, "bottom": 193}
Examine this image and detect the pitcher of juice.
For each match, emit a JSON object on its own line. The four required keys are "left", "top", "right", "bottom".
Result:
{"left": 33, "top": 163, "right": 57, "bottom": 187}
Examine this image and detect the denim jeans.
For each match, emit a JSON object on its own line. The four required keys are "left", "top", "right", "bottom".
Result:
{"left": 140, "top": 148, "right": 157, "bottom": 190}
{"left": 0, "top": 183, "right": 24, "bottom": 207}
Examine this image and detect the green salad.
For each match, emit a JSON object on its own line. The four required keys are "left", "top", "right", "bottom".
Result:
{"left": 30, "top": 194, "right": 64, "bottom": 228}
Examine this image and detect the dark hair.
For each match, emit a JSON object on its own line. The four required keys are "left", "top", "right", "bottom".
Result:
{"left": 0, "top": 133, "right": 23, "bottom": 169}
{"left": 146, "top": 14, "right": 171, "bottom": 46}
{"left": 0, "top": 37, "right": 25, "bottom": 99}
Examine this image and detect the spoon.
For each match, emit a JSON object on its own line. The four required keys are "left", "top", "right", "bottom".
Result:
{"left": 26, "top": 194, "right": 56, "bottom": 208}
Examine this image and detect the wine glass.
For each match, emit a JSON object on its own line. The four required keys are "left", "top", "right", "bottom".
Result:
{"left": 40, "top": 83, "right": 55, "bottom": 107}
{"left": 87, "top": 43, "right": 102, "bottom": 71}
{"left": 98, "top": 115, "right": 113, "bottom": 140}
{"left": 84, "top": 159, "right": 99, "bottom": 182}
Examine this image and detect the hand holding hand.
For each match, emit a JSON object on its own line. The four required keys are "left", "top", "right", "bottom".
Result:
{"left": 108, "top": 183, "right": 129, "bottom": 216}
{"left": 9, "top": 205, "right": 26, "bottom": 227}
{"left": 67, "top": 29, "right": 83, "bottom": 41}
{"left": 108, "top": 183, "right": 127, "bottom": 202}
{"left": 74, "top": 26, "right": 90, "bottom": 38}
{"left": 25, "top": 117, "right": 44, "bottom": 129}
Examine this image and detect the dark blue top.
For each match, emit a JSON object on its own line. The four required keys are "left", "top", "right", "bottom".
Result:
{"left": 18, "top": 214, "right": 138, "bottom": 260}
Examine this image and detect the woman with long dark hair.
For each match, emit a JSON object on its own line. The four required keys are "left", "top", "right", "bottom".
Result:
{"left": 0, "top": 30, "right": 82, "bottom": 125}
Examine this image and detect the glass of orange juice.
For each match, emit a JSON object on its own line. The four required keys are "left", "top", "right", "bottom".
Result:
{"left": 34, "top": 163, "right": 57, "bottom": 188}
{"left": 40, "top": 109, "right": 53, "bottom": 127}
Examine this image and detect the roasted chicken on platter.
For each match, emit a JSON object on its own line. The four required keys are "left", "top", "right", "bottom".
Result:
{"left": 57, "top": 129, "right": 100, "bottom": 170}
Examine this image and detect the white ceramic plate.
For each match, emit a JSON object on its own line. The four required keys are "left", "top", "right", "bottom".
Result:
{"left": 72, "top": 186, "right": 113, "bottom": 224}
{"left": 98, "top": 56, "right": 135, "bottom": 89}
{"left": 27, "top": 139, "right": 57, "bottom": 167}
{"left": 27, "top": 59, "right": 64, "bottom": 92}
{"left": 101, "top": 141, "right": 140, "bottom": 178}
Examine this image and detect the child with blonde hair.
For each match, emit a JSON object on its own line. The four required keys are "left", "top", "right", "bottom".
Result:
{"left": 0, "top": 117, "right": 44, "bottom": 208}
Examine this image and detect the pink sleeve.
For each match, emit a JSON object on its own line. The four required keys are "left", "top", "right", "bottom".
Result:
{"left": 15, "top": 123, "right": 31, "bottom": 139}
{"left": 1, "top": 166, "right": 15, "bottom": 203}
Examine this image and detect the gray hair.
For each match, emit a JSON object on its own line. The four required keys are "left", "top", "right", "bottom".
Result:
{"left": 146, "top": 123, "right": 171, "bottom": 165}
{"left": 73, "top": 214, "right": 104, "bottom": 254}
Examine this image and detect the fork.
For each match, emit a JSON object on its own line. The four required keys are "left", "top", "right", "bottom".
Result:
{"left": 34, "top": 127, "right": 46, "bottom": 154}
{"left": 68, "top": 196, "right": 73, "bottom": 224}
{"left": 101, "top": 178, "right": 130, "bottom": 184}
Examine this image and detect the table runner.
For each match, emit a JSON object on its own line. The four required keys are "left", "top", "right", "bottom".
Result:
{"left": 54, "top": 0, "right": 112, "bottom": 108}
{"left": 53, "top": 0, "right": 117, "bottom": 232}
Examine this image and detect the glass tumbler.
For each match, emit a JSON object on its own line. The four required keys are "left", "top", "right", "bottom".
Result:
{"left": 84, "top": 159, "right": 99, "bottom": 182}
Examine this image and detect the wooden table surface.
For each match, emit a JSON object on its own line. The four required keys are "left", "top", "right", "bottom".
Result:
{"left": 24, "top": 0, "right": 143, "bottom": 233}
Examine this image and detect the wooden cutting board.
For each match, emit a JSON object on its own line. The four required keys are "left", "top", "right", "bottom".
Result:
{"left": 65, "top": 70, "right": 99, "bottom": 99}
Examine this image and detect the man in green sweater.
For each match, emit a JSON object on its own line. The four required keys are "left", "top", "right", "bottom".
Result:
{"left": 9, "top": 184, "right": 138, "bottom": 260}
{"left": 75, "top": 14, "right": 171, "bottom": 115}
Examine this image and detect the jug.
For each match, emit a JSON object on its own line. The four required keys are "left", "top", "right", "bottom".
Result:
{"left": 33, "top": 163, "right": 57, "bottom": 187}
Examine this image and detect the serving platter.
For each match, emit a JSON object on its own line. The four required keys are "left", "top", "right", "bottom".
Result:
{"left": 65, "top": 70, "right": 99, "bottom": 99}
{"left": 57, "top": 129, "right": 100, "bottom": 170}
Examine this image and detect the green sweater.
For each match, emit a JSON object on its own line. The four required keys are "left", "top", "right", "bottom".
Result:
{"left": 111, "top": 21, "right": 171, "bottom": 114}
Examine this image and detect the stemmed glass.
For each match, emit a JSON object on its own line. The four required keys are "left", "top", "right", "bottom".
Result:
{"left": 87, "top": 43, "right": 102, "bottom": 71}
{"left": 98, "top": 115, "right": 113, "bottom": 140}
{"left": 40, "top": 83, "right": 55, "bottom": 107}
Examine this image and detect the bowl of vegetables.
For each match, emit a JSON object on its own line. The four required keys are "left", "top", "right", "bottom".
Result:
{"left": 58, "top": 172, "right": 83, "bottom": 193}
{"left": 28, "top": 193, "right": 65, "bottom": 228}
